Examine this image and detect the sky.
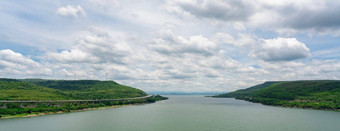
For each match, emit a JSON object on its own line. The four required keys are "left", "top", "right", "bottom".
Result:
{"left": 1, "top": 0, "right": 340, "bottom": 93}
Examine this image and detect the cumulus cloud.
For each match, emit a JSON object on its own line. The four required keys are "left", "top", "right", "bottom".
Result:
{"left": 166, "top": 0, "right": 254, "bottom": 21}
{"left": 56, "top": 5, "right": 86, "bottom": 18}
{"left": 152, "top": 29, "right": 217, "bottom": 56}
{"left": 166, "top": 0, "right": 340, "bottom": 35}
{"left": 259, "top": 1, "right": 340, "bottom": 28}
{"left": 256, "top": 60, "right": 340, "bottom": 80}
{"left": 3, "top": 0, "right": 340, "bottom": 93}
{"left": 250, "top": 38, "right": 310, "bottom": 61}
{"left": 46, "top": 27, "right": 132, "bottom": 64}
{"left": 0, "top": 49, "right": 51, "bottom": 77}
{"left": 215, "top": 33, "right": 258, "bottom": 48}
{"left": 146, "top": 30, "right": 271, "bottom": 83}
{"left": 46, "top": 49, "right": 98, "bottom": 63}
{"left": 250, "top": 0, "right": 340, "bottom": 35}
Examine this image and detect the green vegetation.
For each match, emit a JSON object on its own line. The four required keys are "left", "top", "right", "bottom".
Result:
{"left": 0, "top": 95, "right": 168, "bottom": 118}
{"left": 0, "top": 78, "right": 147, "bottom": 100}
{"left": 0, "top": 78, "right": 167, "bottom": 118}
{"left": 0, "top": 79, "right": 72, "bottom": 100}
{"left": 22, "top": 79, "right": 147, "bottom": 99}
{"left": 213, "top": 80, "right": 340, "bottom": 110}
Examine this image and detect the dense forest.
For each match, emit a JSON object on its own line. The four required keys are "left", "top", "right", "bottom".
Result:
{"left": 0, "top": 78, "right": 167, "bottom": 118}
{"left": 213, "top": 80, "right": 340, "bottom": 110}
{"left": 0, "top": 78, "right": 147, "bottom": 100}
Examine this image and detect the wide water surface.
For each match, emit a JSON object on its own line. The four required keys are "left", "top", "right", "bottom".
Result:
{"left": 0, "top": 95, "right": 339, "bottom": 131}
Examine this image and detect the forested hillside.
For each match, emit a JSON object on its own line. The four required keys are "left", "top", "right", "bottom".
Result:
{"left": 214, "top": 80, "right": 340, "bottom": 110}
{"left": 0, "top": 79, "right": 72, "bottom": 100}
{"left": 22, "top": 79, "right": 147, "bottom": 99}
{"left": 0, "top": 78, "right": 147, "bottom": 100}
{"left": 0, "top": 78, "right": 168, "bottom": 118}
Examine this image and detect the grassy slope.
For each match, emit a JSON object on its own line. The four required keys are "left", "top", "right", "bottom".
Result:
{"left": 0, "top": 78, "right": 147, "bottom": 100}
{"left": 23, "top": 79, "right": 147, "bottom": 99}
{"left": 214, "top": 81, "right": 278, "bottom": 98}
{"left": 0, "top": 79, "right": 71, "bottom": 100}
{"left": 214, "top": 80, "right": 340, "bottom": 110}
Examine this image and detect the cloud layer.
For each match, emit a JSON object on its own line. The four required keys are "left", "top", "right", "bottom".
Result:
{"left": 46, "top": 27, "right": 131, "bottom": 64}
{"left": 1, "top": 0, "right": 340, "bottom": 93}
{"left": 168, "top": 0, "right": 340, "bottom": 35}
{"left": 167, "top": 0, "right": 254, "bottom": 21}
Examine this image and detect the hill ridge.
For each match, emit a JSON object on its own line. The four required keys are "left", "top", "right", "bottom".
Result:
{"left": 214, "top": 80, "right": 340, "bottom": 110}
{"left": 0, "top": 78, "right": 147, "bottom": 100}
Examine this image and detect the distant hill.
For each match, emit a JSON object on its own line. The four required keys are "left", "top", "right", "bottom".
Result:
{"left": 0, "top": 78, "right": 147, "bottom": 100}
{"left": 148, "top": 91, "right": 221, "bottom": 95}
{"left": 214, "top": 80, "right": 340, "bottom": 110}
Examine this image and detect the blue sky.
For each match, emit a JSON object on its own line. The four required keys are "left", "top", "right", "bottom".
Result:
{"left": 1, "top": 0, "right": 340, "bottom": 93}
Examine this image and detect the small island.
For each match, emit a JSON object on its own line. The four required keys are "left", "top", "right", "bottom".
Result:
{"left": 213, "top": 80, "right": 340, "bottom": 111}
{"left": 0, "top": 78, "right": 167, "bottom": 119}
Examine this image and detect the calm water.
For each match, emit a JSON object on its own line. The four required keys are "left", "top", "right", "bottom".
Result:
{"left": 0, "top": 95, "right": 339, "bottom": 131}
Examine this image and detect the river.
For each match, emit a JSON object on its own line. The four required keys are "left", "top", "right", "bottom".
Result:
{"left": 0, "top": 95, "right": 339, "bottom": 131}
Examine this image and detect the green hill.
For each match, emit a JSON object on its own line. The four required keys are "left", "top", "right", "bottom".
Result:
{"left": 214, "top": 80, "right": 340, "bottom": 110}
{"left": 22, "top": 79, "right": 147, "bottom": 99}
{"left": 0, "top": 79, "right": 72, "bottom": 100}
{"left": 214, "top": 81, "right": 278, "bottom": 98}
{"left": 0, "top": 78, "right": 147, "bottom": 100}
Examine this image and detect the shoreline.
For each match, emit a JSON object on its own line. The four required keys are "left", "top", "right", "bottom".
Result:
{"left": 0, "top": 103, "right": 145, "bottom": 119}
{"left": 239, "top": 98, "right": 340, "bottom": 112}
{"left": 264, "top": 103, "right": 340, "bottom": 112}
{"left": 238, "top": 99, "right": 340, "bottom": 111}
{"left": 211, "top": 97, "right": 340, "bottom": 112}
{"left": 0, "top": 95, "right": 168, "bottom": 119}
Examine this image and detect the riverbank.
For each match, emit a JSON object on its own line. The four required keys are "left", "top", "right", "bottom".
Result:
{"left": 0, "top": 95, "right": 168, "bottom": 119}
{"left": 210, "top": 96, "right": 339, "bottom": 111}
{"left": 232, "top": 97, "right": 340, "bottom": 111}
{"left": 1, "top": 104, "right": 131, "bottom": 119}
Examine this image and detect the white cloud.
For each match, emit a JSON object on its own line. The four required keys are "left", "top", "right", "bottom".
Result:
{"left": 256, "top": 60, "right": 340, "bottom": 81}
{"left": 166, "top": 0, "right": 340, "bottom": 35}
{"left": 152, "top": 29, "right": 218, "bottom": 56}
{"left": 2, "top": 0, "right": 340, "bottom": 93}
{"left": 250, "top": 38, "right": 310, "bottom": 61}
{"left": 250, "top": 0, "right": 340, "bottom": 35}
{"left": 46, "top": 49, "right": 98, "bottom": 63}
{"left": 56, "top": 5, "right": 86, "bottom": 18}
{"left": 166, "top": 0, "right": 254, "bottom": 21}
{"left": 0, "top": 49, "right": 51, "bottom": 78}
{"left": 88, "top": 0, "right": 120, "bottom": 7}
{"left": 215, "top": 33, "right": 258, "bottom": 48}
{"left": 46, "top": 27, "right": 132, "bottom": 64}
